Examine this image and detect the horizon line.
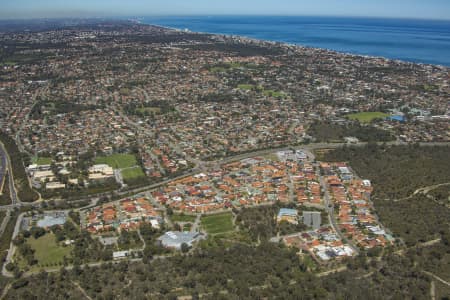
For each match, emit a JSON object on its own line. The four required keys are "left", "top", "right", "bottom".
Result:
{"left": 0, "top": 14, "right": 449, "bottom": 22}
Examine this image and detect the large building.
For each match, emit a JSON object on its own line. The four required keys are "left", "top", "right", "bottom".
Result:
{"left": 303, "top": 211, "right": 321, "bottom": 230}
{"left": 277, "top": 208, "right": 299, "bottom": 224}
{"left": 338, "top": 167, "right": 353, "bottom": 181}
{"left": 88, "top": 164, "right": 114, "bottom": 180}
{"left": 158, "top": 231, "right": 206, "bottom": 250}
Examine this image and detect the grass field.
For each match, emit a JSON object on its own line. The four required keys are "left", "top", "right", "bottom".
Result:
{"left": 346, "top": 112, "right": 389, "bottom": 123}
{"left": 28, "top": 233, "right": 72, "bottom": 267}
{"left": 95, "top": 154, "right": 138, "bottom": 169}
{"left": 33, "top": 157, "right": 52, "bottom": 165}
{"left": 237, "top": 84, "right": 254, "bottom": 90}
{"left": 137, "top": 107, "right": 161, "bottom": 114}
{"left": 121, "top": 167, "right": 145, "bottom": 180}
{"left": 171, "top": 214, "right": 197, "bottom": 223}
{"left": 263, "top": 89, "right": 285, "bottom": 97}
{"left": 201, "top": 212, "right": 234, "bottom": 235}
{"left": 211, "top": 62, "right": 242, "bottom": 72}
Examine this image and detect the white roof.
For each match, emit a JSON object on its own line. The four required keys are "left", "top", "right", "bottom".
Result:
{"left": 113, "top": 251, "right": 129, "bottom": 258}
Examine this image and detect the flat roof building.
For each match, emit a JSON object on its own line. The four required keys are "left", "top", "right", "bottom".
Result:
{"left": 303, "top": 211, "right": 321, "bottom": 230}
{"left": 277, "top": 208, "right": 299, "bottom": 224}
{"left": 158, "top": 231, "right": 206, "bottom": 250}
{"left": 36, "top": 213, "right": 67, "bottom": 228}
{"left": 113, "top": 250, "right": 130, "bottom": 260}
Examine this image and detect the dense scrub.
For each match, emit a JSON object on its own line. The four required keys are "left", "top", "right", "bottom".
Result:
{"left": 0, "top": 171, "right": 12, "bottom": 205}
{"left": 375, "top": 195, "right": 450, "bottom": 246}
{"left": 320, "top": 144, "right": 450, "bottom": 247}
{"left": 236, "top": 204, "right": 307, "bottom": 242}
{"left": 0, "top": 211, "right": 18, "bottom": 270}
{"left": 308, "top": 121, "right": 395, "bottom": 143}
{"left": 6, "top": 241, "right": 442, "bottom": 299}
{"left": 320, "top": 144, "right": 450, "bottom": 199}
{"left": 0, "top": 131, "right": 39, "bottom": 202}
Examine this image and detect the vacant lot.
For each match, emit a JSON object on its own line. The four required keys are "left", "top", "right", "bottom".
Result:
{"left": 201, "top": 212, "right": 234, "bottom": 234}
{"left": 28, "top": 233, "right": 73, "bottom": 267}
{"left": 346, "top": 112, "right": 389, "bottom": 123}
{"left": 95, "top": 154, "right": 138, "bottom": 169}
{"left": 121, "top": 167, "right": 145, "bottom": 180}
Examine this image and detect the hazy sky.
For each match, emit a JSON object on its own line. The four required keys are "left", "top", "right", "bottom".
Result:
{"left": 1, "top": 0, "right": 450, "bottom": 20}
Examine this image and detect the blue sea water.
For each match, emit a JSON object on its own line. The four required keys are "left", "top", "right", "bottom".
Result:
{"left": 140, "top": 16, "right": 450, "bottom": 66}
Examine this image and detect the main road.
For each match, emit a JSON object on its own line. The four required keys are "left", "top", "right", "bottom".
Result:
{"left": 1, "top": 141, "right": 449, "bottom": 212}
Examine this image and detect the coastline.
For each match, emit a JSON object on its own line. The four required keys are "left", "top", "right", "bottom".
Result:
{"left": 136, "top": 16, "right": 450, "bottom": 68}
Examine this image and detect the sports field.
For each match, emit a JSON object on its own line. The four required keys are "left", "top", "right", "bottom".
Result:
{"left": 33, "top": 157, "right": 52, "bottom": 165}
{"left": 201, "top": 212, "right": 234, "bottom": 235}
{"left": 171, "top": 213, "right": 197, "bottom": 223}
{"left": 121, "top": 167, "right": 146, "bottom": 180}
{"left": 346, "top": 112, "right": 389, "bottom": 123}
{"left": 95, "top": 154, "right": 138, "bottom": 169}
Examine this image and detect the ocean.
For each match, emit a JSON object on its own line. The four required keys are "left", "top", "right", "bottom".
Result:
{"left": 140, "top": 16, "right": 450, "bottom": 67}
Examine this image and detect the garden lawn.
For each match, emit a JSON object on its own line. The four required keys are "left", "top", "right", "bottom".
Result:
{"left": 346, "top": 112, "right": 389, "bottom": 123}
{"left": 95, "top": 154, "right": 138, "bottom": 169}
{"left": 201, "top": 212, "right": 234, "bottom": 235}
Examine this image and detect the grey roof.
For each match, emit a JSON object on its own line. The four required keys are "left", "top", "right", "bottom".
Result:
{"left": 36, "top": 215, "right": 66, "bottom": 228}
{"left": 303, "top": 211, "right": 321, "bottom": 230}
{"left": 158, "top": 231, "right": 205, "bottom": 249}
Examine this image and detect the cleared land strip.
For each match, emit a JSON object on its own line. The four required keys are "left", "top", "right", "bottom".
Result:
{"left": 71, "top": 281, "right": 93, "bottom": 300}
{"left": 423, "top": 271, "right": 450, "bottom": 288}
{"left": 389, "top": 182, "right": 450, "bottom": 202}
